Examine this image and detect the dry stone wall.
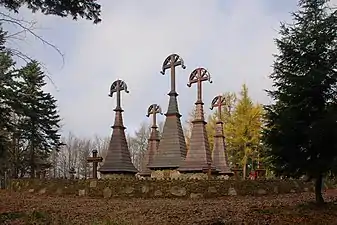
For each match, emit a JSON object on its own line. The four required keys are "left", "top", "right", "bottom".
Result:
{"left": 8, "top": 178, "right": 317, "bottom": 199}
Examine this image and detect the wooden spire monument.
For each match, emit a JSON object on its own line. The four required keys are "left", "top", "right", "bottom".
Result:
{"left": 148, "top": 54, "right": 187, "bottom": 178}
{"left": 99, "top": 79, "right": 138, "bottom": 178}
{"left": 138, "top": 104, "right": 163, "bottom": 177}
{"left": 178, "top": 68, "right": 216, "bottom": 178}
{"left": 210, "top": 95, "right": 233, "bottom": 177}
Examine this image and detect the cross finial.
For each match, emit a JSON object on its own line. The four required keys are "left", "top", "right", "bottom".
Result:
{"left": 210, "top": 95, "right": 226, "bottom": 121}
{"left": 160, "top": 54, "right": 186, "bottom": 94}
{"left": 109, "top": 79, "right": 129, "bottom": 111}
{"left": 187, "top": 68, "right": 212, "bottom": 103}
{"left": 146, "top": 104, "right": 163, "bottom": 128}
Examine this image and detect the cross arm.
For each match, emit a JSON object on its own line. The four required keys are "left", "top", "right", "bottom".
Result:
{"left": 87, "top": 157, "right": 103, "bottom": 163}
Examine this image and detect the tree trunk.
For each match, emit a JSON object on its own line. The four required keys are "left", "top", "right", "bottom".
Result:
{"left": 243, "top": 162, "right": 247, "bottom": 180}
{"left": 315, "top": 173, "right": 324, "bottom": 204}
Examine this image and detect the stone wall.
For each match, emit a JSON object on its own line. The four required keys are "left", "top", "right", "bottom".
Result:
{"left": 8, "top": 178, "right": 319, "bottom": 199}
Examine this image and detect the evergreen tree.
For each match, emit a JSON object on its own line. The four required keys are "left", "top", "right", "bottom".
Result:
{"left": 0, "top": 26, "right": 18, "bottom": 175}
{"left": 263, "top": 0, "right": 337, "bottom": 203}
{"left": 17, "top": 61, "right": 61, "bottom": 177}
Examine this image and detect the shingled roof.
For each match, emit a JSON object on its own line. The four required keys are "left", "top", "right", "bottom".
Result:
{"left": 212, "top": 120, "right": 233, "bottom": 175}
{"left": 99, "top": 109, "right": 138, "bottom": 174}
{"left": 179, "top": 104, "right": 215, "bottom": 173}
{"left": 138, "top": 128, "right": 160, "bottom": 176}
{"left": 148, "top": 93, "right": 187, "bottom": 169}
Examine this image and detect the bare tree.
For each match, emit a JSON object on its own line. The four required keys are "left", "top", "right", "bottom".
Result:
{"left": 127, "top": 122, "right": 151, "bottom": 170}
{"left": 77, "top": 138, "right": 91, "bottom": 179}
{"left": 0, "top": 11, "right": 64, "bottom": 67}
{"left": 183, "top": 108, "right": 195, "bottom": 152}
{"left": 57, "top": 132, "right": 80, "bottom": 178}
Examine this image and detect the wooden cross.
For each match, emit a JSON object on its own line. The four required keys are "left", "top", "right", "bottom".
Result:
{"left": 161, "top": 54, "right": 186, "bottom": 93}
{"left": 69, "top": 167, "right": 76, "bottom": 179}
{"left": 187, "top": 67, "right": 212, "bottom": 103}
{"left": 146, "top": 104, "right": 163, "bottom": 128}
{"left": 210, "top": 95, "right": 226, "bottom": 121}
{"left": 87, "top": 149, "right": 103, "bottom": 179}
{"left": 109, "top": 79, "right": 129, "bottom": 110}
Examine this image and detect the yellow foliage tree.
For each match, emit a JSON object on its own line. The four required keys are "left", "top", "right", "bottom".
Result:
{"left": 228, "top": 84, "right": 264, "bottom": 179}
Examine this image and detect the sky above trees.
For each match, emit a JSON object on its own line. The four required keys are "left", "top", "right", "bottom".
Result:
{"left": 4, "top": 0, "right": 337, "bottom": 138}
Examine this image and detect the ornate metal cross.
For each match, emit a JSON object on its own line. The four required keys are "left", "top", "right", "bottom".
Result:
{"left": 188, "top": 68, "right": 212, "bottom": 103}
{"left": 210, "top": 95, "right": 226, "bottom": 121}
{"left": 109, "top": 79, "right": 129, "bottom": 110}
{"left": 146, "top": 104, "right": 163, "bottom": 128}
{"left": 161, "top": 54, "right": 186, "bottom": 94}
{"left": 87, "top": 149, "right": 103, "bottom": 179}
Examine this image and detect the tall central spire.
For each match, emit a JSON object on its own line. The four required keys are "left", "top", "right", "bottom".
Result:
{"left": 148, "top": 54, "right": 187, "bottom": 170}
{"left": 99, "top": 79, "right": 138, "bottom": 176}
{"left": 178, "top": 68, "right": 215, "bottom": 174}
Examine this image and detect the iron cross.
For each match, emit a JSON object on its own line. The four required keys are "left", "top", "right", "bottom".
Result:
{"left": 109, "top": 79, "right": 129, "bottom": 110}
{"left": 210, "top": 95, "right": 226, "bottom": 121}
{"left": 187, "top": 67, "right": 212, "bottom": 103}
{"left": 146, "top": 104, "right": 163, "bottom": 128}
{"left": 160, "top": 53, "right": 186, "bottom": 94}
{"left": 87, "top": 149, "right": 103, "bottom": 179}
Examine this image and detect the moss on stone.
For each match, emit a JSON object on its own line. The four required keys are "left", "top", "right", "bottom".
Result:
{"left": 8, "top": 178, "right": 315, "bottom": 199}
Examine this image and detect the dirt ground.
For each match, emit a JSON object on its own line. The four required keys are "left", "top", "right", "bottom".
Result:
{"left": 0, "top": 190, "right": 336, "bottom": 225}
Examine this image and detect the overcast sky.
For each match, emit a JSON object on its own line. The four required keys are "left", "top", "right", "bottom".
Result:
{"left": 4, "top": 0, "right": 337, "bottom": 138}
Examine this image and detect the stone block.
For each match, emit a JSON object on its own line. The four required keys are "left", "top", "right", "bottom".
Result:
{"left": 154, "top": 190, "right": 163, "bottom": 196}
{"left": 78, "top": 189, "right": 86, "bottom": 196}
{"left": 208, "top": 186, "right": 217, "bottom": 193}
{"left": 228, "top": 187, "right": 237, "bottom": 196}
{"left": 218, "top": 175, "right": 230, "bottom": 180}
{"left": 103, "top": 187, "right": 112, "bottom": 198}
{"left": 190, "top": 193, "right": 203, "bottom": 199}
{"left": 89, "top": 180, "right": 97, "bottom": 188}
{"left": 124, "top": 186, "right": 134, "bottom": 194}
{"left": 141, "top": 185, "right": 149, "bottom": 193}
{"left": 170, "top": 186, "right": 186, "bottom": 197}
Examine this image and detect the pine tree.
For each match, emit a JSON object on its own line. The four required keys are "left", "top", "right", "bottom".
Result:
{"left": 0, "top": 26, "right": 18, "bottom": 176}
{"left": 263, "top": 0, "right": 337, "bottom": 203}
{"left": 17, "top": 61, "right": 61, "bottom": 178}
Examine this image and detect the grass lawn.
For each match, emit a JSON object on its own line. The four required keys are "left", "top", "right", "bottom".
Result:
{"left": 0, "top": 190, "right": 336, "bottom": 225}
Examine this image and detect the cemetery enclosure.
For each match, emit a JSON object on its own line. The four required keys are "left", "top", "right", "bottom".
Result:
{"left": 8, "top": 178, "right": 320, "bottom": 199}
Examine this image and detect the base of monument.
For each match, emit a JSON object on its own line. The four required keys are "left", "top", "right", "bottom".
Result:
{"left": 100, "top": 173, "right": 136, "bottom": 179}
{"left": 179, "top": 172, "right": 211, "bottom": 180}
{"left": 151, "top": 169, "right": 180, "bottom": 179}
{"left": 214, "top": 174, "right": 230, "bottom": 180}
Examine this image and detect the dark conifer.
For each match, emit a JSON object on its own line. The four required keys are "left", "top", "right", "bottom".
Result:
{"left": 263, "top": 0, "right": 337, "bottom": 204}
